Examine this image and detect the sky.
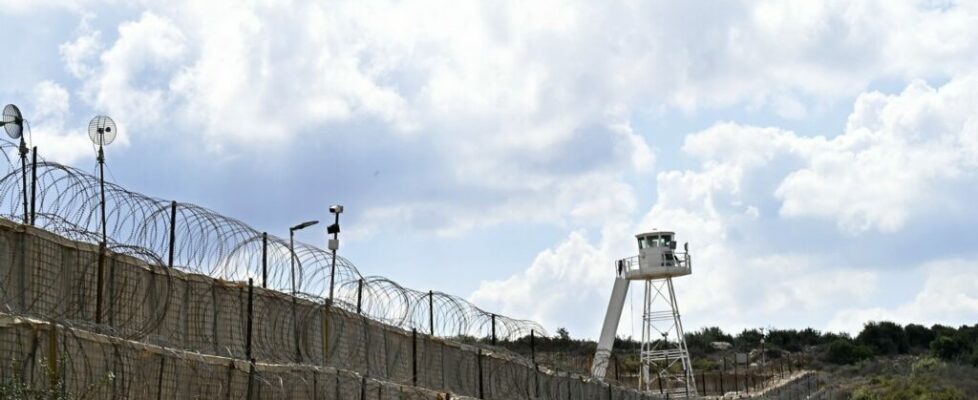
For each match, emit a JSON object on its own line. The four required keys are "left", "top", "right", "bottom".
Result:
{"left": 1, "top": 0, "right": 977, "bottom": 339}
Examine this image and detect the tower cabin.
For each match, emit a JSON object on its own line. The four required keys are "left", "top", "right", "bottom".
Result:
{"left": 616, "top": 231, "right": 691, "bottom": 280}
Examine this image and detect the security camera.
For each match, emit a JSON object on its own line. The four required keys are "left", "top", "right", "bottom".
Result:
{"left": 329, "top": 205, "right": 344, "bottom": 214}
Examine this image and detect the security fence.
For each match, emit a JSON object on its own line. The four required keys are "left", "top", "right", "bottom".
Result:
{"left": 0, "top": 140, "right": 819, "bottom": 399}
{"left": 0, "top": 218, "right": 657, "bottom": 399}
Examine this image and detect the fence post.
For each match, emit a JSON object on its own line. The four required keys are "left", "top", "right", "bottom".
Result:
{"left": 261, "top": 232, "right": 268, "bottom": 288}
{"left": 30, "top": 147, "right": 36, "bottom": 225}
{"left": 412, "top": 328, "right": 418, "bottom": 387}
{"left": 477, "top": 349, "right": 484, "bottom": 399}
{"left": 719, "top": 367, "right": 724, "bottom": 395}
{"left": 490, "top": 313, "right": 496, "bottom": 345}
{"left": 356, "top": 278, "right": 363, "bottom": 314}
{"left": 428, "top": 290, "right": 435, "bottom": 336}
{"left": 157, "top": 354, "right": 166, "bottom": 400}
{"left": 734, "top": 359, "right": 739, "bottom": 393}
{"left": 246, "top": 278, "right": 254, "bottom": 359}
{"left": 168, "top": 201, "right": 177, "bottom": 268}
{"left": 212, "top": 285, "right": 224, "bottom": 354}
{"left": 360, "top": 376, "right": 367, "bottom": 400}
{"left": 531, "top": 330, "right": 539, "bottom": 398}
{"left": 225, "top": 360, "right": 234, "bottom": 400}
{"left": 47, "top": 324, "right": 58, "bottom": 390}
{"left": 246, "top": 358, "right": 256, "bottom": 400}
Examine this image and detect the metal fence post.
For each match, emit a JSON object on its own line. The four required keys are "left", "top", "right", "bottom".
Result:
{"left": 356, "top": 278, "right": 363, "bottom": 314}
{"left": 428, "top": 290, "right": 435, "bottom": 336}
{"left": 490, "top": 313, "right": 496, "bottom": 345}
{"left": 261, "top": 232, "right": 268, "bottom": 288}
{"left": 47, "top": 324, "right": 58, "bottom": 390}
{"left": 531, "top": 330, "right": 539, "bottom": 398}
{"left": 477, "top": 349, "right": 484, "bottom": 399}
{"left": 156, "top": 354, "right": 166, "bottom": 400}
{"left": 168, "top": 201, "right": 177, "bottom": 268}
{"left": 225, "top": 361, "right": 235, "bottom": 400}
{"left": 246, "top": 358, "right": 256, "bottom": 400}
{"left": 30, "top": 147, "right": 36, "bottom": 225}
{"left": 720, "top": 357, "right": 725, "bottom": 394}
{"left": 412, "top": 328, "right": 418, "bottom": 387}
{"left": 246, "top": 279, "right": 254, "bottom": 360}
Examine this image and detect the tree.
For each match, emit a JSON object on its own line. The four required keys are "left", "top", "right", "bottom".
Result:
{"left": 857, "top": 321, "right": 909, "bottom": 355}
{"left": 825, "top": 338, "right": 873, "bottom": 365}
{"left": 930, "top": 335, "right": 968, "bottom": 361}
{"left": 555, "top": 327, "right": 570, "bottom": 341}
{"left": 905, "top": 323, "right": 935, "bottom": 350}
{"left": 735, "top": 329, "right": 763, "bottom": 350}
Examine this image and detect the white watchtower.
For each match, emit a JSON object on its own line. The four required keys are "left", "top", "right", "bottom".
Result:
{"left": 591, "top": 231, "right": 696, "bottom": 397}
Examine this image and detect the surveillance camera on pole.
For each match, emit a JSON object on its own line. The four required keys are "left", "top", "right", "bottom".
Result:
{"left": 327, "top": 204, "right": 343, "bottom": 301}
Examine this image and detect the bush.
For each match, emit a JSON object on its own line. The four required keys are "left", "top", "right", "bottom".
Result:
{"left": 905, "top": 323, "right": 935, "bottom": 350}
{"left": 857, "top": 321, "right": 909, "bottom": 356}
{"left": 825, "top": 338, "right": 873, "bottom": 365}
{"left": 930, "top": 335, "right": 969, "bottom": 361}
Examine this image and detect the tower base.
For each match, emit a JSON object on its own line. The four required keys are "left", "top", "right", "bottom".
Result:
{"left": 640, "top": 278, "right": 696, "bottom": 397}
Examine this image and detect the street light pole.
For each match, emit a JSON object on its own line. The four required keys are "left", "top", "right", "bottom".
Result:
{"left": 289, "top": 219, "right": 318, "bottom": 362}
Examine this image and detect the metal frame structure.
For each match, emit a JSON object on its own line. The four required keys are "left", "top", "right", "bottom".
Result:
{"left": 639, "top": 277, "right": 695, "bottom": 396}
{"left": 592, "top": 231, "right": 697, "bottom": 398}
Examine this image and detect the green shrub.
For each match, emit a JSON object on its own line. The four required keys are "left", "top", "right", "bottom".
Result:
{"left": 825, "top": 338, "right": 873, "bottom": 364}
{"left": 930, "top": 335, "right": 968, "bottom": 361}
{"left": 857, "top": 321, "right": 909, "bottom": 356}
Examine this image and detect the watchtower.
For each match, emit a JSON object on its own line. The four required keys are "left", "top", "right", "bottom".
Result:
{"left": 592, "top": 230, "right": 696, "bottom": 397}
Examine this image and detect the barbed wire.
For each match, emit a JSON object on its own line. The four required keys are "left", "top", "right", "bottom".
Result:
{"left": 0, "top": 140, "right": 545, "bottom": 341}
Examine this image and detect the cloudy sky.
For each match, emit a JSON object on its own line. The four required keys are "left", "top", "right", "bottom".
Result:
{"left": 2, "top": 0, "right": 977, "bottom": 339}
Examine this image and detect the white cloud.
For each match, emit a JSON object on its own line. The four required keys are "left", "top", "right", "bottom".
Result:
{"left": 23, "top": 0, "right": 976, "bottom": 238}
{"left": 474, "top": 75, "right": 978, "bottom": 337}
{"left": 59, "top": 14, "right": 101, "bottom": 79}
{"left": 828, "top": 258, "right": 978, "bottom": 333}
{"left": 80, "top": 11, "right": 187, "bottom": 138}
{"left": 25, "top": 81, "right": 92, "bottom": 164}
{"left": 776, "top": 78, "right": 978, "bottom": 233}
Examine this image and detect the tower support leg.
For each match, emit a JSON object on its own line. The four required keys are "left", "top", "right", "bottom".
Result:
{"left": 639, "top": 277, "right": 695, "bottom": 397}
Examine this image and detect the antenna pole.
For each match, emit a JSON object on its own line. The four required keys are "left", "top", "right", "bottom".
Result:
{"left": 19, "top": 138, "right": 28, "bottom": 225}
{"left": 30, "top": 146, "right": 37, "bottom": 226}
{"left": 98, "top": 145, "right": 106, "bottom": 243}
{"left": 95, "top": 144, "right": 107, "bottom": 324}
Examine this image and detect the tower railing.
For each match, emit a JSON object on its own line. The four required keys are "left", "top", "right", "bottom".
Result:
{"left": 616, "top": 252, "right": 692, "bottom": 277}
